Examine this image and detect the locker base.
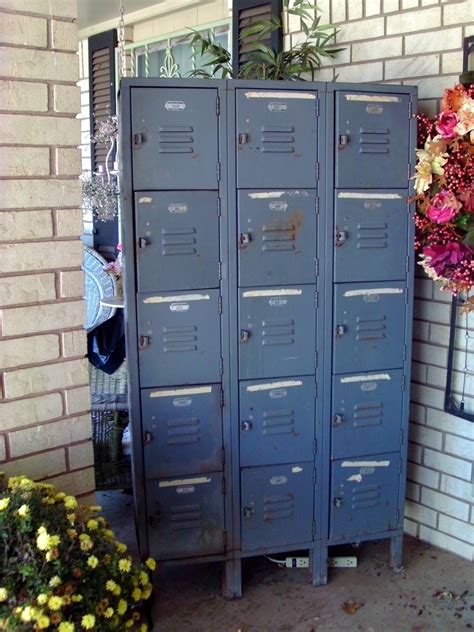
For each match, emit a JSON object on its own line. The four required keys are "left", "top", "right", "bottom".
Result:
{"left": 222, "top": 559, "right": 242, "bottom": 599}
{"left": 310, "top": 546, "right": 328, "bottom": 586}
{"left": 390, "top": 533, "right": 404, "bottom": 572}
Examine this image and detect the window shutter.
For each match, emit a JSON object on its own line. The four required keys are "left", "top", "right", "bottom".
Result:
{"left": 88, "top": 29, "right": 118, "bottom": 257}
{"left": 232, "top": 0, "right": 283, "bottom": 75}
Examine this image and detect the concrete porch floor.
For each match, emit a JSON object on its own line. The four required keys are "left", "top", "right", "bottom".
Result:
{"left": 98, "top": 491, "right": 474, "bottom": 632}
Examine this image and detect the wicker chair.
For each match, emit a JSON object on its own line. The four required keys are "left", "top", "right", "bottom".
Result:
{"left": 82, "top": 245, "right": 117, "bottom": 332}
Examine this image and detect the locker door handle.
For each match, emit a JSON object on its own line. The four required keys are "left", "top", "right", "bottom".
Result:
{"left": 333, "top": 497, "right": 343, "bottom": 508}
{"left": 241, "top": 420, "right": 253, "bottom": 431}
{"left": 144, "top": 431, "right": 153, "bottom": 445}
{"left": 240, "top": 329, "right": 251, "bottom": 343}
{"left": 333, "top": 414, "right": 344, "bottom": 427}
{"left": 335, "top": 325, "right": 346, "bottom": 338}
{"left": 134, "top": 132, "right": 146, "bottom": 145}
{"left": 335, "top": 230, "right": 347, "bottom": 247}
{"left": 139, "top": 335, "right": 151, "bottom": 350}
{"left": 238, "top": 133, "right": 249, "bottom": 145}
{"left": 138, "top": 237, "right": 148, "bottom": 250}
{"left": 242, "top": 506, "right": 254, "bottom": 518}
{"left": 338, "top": 134, "right": 349, "bottom": 150}
{"left": 239, "top": 233, "right": 251, "bottom": 246}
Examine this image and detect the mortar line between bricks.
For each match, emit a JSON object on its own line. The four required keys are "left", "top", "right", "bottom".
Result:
{"left": 3, "top": 410, "right": 91, "bottom": 436}
{"left": 0, "top": 267, "right": 82, "bottom": 279}
{"left": 0, "top": 7, "right": 76, "bottom": 21}
{"left": 0, "top": 325, "right": 86, "bottom": 342}
{"left": 41, "top": 463, "right": 94, "bottom": 482}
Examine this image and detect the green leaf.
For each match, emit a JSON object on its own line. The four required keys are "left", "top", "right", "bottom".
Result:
{"left": 463, "top": 230, "right": 474, "bottom": 248}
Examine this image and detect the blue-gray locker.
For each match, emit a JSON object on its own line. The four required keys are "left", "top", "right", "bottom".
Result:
{"left": 135, "top": 191, "right": 220, "bottom": 292}
{"left": 334, "top": 191, "right": 408, "bottom": 283}
{"left": 147, "top": 473, "right": 225, "bottom": 560}
{"left": 335, "top": 91, "right": 411, "bottom": 189}
{"left": 239, "top": 377, "right": 315, "bottom": 467}
{"left": 333, "top": 281, "right": 407, "bottom": 374}
{"left": 236, "top": 89, "right": 319, "bottom": 188}
{"left": 131, "top": 87, "right": 219, "bottom": 190}
{"left": 331, "top": 370, "right": 404, "bottom": 459}
{"left": 238, "top": 189, "right": 317, "bottom": 287}
{"left": 239, "top": 286, "right": 316, "bottom": 379}
{"left": 329, "top": 453, "right": 401, "bottom": 541}
{"left": 137, "top": 290, "right": 222, "bottom": 387}
{"left": 141, "top": 385, "right": 223, "bottom": 478}
{"left": 241, "top": 463, "right": 314, "bottom": 551}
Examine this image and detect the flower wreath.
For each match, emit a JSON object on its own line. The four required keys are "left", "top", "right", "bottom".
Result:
{"left": 414, "top": 84, "right": 474, "bottom": 310}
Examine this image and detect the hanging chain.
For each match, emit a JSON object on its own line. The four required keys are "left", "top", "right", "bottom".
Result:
{"left": 118, "top": 1, "right": 126, "bottom": 78}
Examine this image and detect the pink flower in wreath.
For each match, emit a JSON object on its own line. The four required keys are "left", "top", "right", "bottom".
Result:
{"left": 436, "top": 110, "right": 459, "bottom": 139}
{"left": 423, "top": 242, "right": 470, "bottom": 276}
{"left": 426, "top": 190, "right": 462, "bottom": 224}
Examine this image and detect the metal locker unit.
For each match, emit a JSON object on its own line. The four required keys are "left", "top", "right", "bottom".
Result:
{"left": 120, "top": 80, "right": 234, "bottom": 581}
{"left": 320, "top": 84, "right": 416, "bottom": 579}
{"left": 121, "top": 79, "right": 416, "bottom": 599}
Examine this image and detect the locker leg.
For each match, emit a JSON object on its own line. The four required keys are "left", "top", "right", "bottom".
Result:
{"left": 222, "top": 558, "right": 242, "bottom": 599}
{"left": 310, "top": 546, "right": 328, "bottom": 587}
{"left": 390, "top": 533, "right": 404, "bottom": 571}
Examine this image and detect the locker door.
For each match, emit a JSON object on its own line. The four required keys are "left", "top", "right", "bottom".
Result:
{"left": 236, "top": 89, "right": 318, "bottom": 188}
{"left": 147, "top": 474, "right": 225, "bottom": 559}
{"left": 239, "top": 377, "right": 315, "bottom": 467}
{"left": 331, "top": 370, "right": 404, "bottom": 459}
{"left": 335, "top": 91, "right": 410, "bottom": 189}
{"left": 137, "top": 290, "right": 221, "bottom": 387}
{"left": 238, "top": 190, "right": 317, "bottom": 287}
{"left": 334, "top": 191, "right": 408, "bottom": 283}
{"left": 142, "top": 385, "right": 223, "bottom": 478}
{"left": 135, "top": 191, "right": 220, "bottom": 292}
{"left": 131, "top": 87, "right": 218, "bottom": 190}
{"left": 333, "top": 282, "right": 406, "bottom": 374}
{"left": 241, "top": 463, "right": 313, "bottom": 551}
{"left": 330, "top": 453, "right": 400, "bottom": 541}
{"left": 239, "top": 286, "right": 316, "bottom": 380}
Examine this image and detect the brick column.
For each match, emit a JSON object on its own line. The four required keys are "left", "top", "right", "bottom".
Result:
{"left": 0, "top": 0, "right": 94, "bottom": 499}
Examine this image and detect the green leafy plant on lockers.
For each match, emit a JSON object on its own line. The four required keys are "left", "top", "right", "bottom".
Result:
{"left": 189, "top": 0, "right": 344, "bottom": 81}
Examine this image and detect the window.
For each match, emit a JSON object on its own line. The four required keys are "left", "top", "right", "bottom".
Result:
{"left": 130, "top": 21, "right": 230, "bottom": 78}
{"left": 445, "top": 296, "right": 474, "bottom": 422}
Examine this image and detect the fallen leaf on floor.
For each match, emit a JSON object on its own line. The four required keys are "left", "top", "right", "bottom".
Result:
{"left": 433, "top": 590, "right": 460, "bottom": 600}
{"left": 341, "top": 600, "right": 363, "bottom": 614}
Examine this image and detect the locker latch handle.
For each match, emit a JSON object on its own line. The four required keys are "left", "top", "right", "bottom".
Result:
{"left": 241, "top": 420, "right": 253, "bottom": 431}
{"left": 139, "top": 335, "right": 151, "bottom": 350}
{"left": 144, "top": 430, "right": 153, "bottom": 445}
{"left": 335, "top": 324, "right": 346, "bottom": 338}
{"left": 240, "top": 329, "right": 251, "bottom": 343}
{"left": 242, "top": 506, "right": 254, "bottom": 518}
{"left": 338, "top": 134, "right": 349, "bottom": 150}
{"left": 333, "top": 414, "right": 344, "bottom": 427}
{"left": 238, "top": 133, "right": 249, "bottom": 145}
{"left": 239, "top": 233, "right": 251, "bottom": 246}
{"left": 138, "top": 237, "right": 148, "bottom": 250}
{"left": 333, "top": 497, "right": 343, "bottom": 508}
{"left": 134, "top": 132, "right": 146, "bottom": 145}
{"left": 335, "top": 230, "right": 347, "bottom": 247}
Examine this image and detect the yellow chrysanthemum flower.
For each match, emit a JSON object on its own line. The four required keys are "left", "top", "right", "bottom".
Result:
{"left": 71, "top": 595, "right": 83, "bottom": 603}
{"left": 79, "top": 534, "right": 93, "bottom": 551}
{"left": 89, "top": 505, "right": 102, "bottom": 512}
{"left": 103, "top": 529, "right": 114, "bottom": 539}
{"left": 86, "top": 519, "right": 98, "bottom": 531}
{"left": 48, "top": 596, "right": 63, "bottom": 611}
{"left": 21, "top": 606, "right": 35, "bottom": 622}
{"left": 0, "top": 498, "right": 10, "bottom": 511}
{"left": 58, "top": 623, "right": 75, "bottom": 632}
{"left": 17, "top": 504, "right": 29, "bottom": 518}
{"left": 142, "top": 586, "right": 152, "bottom": 601}
{"left": 87, "top": 555, "right": 99, "bottom": 569}
{"left": 37, "top": 527, "right": 51, "bottom": 551}
{"left": 81, "top": 614, "right": 95, "bottom": 630}
{"left": 105, "top": 580, "right": 117, "bottom": 592}
{"left": 67, "top": 529, "right": 77, "bottom": 539}
{"left": 140, "top": 625, "right": 148, "bottom": 632}
{"left": 66, "top": 513, "right": 76, "bottom": 523}
{"left": 125, "top": 620, "right": 134, "bottom": 629}
{"left": 118, "top": 558, "right": 131, "bottom": 573}
{"left": 145, "top": 558, "right": 156, "bottom": 571}
{"left": 113, "top": 585, "right": 121, "bottom": 596}
{"left": 49, "top": 535, "right": 60, "bottom": 548}
{"left": 49, "top": 576, "right": 62, "bottom": 588}
{"left": 37, "top": 594, "right": 48, "bottom": 605}
{"left": 132, "top": 587, "right": 142, "bottom": 602}
{"left": 116, "top": 542, "right": 127, "bottom": 553}
{"left": 104, "top": 607, "right": 114, "bottom": 619}
{"left": 0, "top": 588, "right": 7, "bottom": 602}
{"left": 37, "top": 614, "right": 50, "bottom": 629}
{"left": 63, "top": 496, "right": 77, "bottom": 510}
{"left": 117, "top": 599, "right": 127, "bottom": 615}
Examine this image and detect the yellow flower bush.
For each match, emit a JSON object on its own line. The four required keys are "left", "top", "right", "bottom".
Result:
{"left": 0, "top": 474, "right": 155, "bottom": 631}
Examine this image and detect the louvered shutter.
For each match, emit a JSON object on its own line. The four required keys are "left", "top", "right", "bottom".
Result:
{"left": 88, "top": 30, "right": 118, "bottom": 257}
{"left": 232, "top": 0, "right": 282, "bottom": 75}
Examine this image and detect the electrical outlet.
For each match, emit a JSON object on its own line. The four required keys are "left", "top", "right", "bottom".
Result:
{"left": 285, "top": 557, "right": 309, "bottom": 568}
